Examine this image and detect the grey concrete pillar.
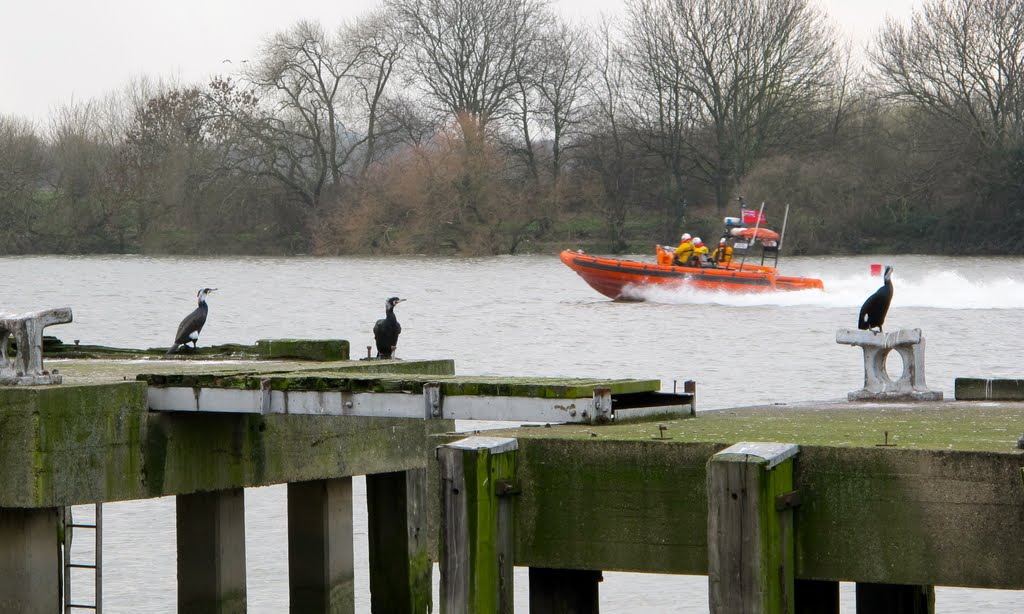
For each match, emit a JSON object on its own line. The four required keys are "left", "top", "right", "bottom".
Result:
{"left": 176, "top": 488, "right": 247, "bottom": 614}
{"left": 0, "top": 507, "right": 60, "bottom": 614}
{"left": 367, "top": 469, "right": 431, "bottom": 613}
{"left": 287, "top": 478, "right": 354, "bottom": 614}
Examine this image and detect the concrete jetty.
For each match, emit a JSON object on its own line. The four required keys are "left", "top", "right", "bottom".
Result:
{"left": 2, "top": 337, "right": 1023, "bottom": 613}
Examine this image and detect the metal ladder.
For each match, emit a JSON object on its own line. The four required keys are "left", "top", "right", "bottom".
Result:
{"left": 63, "top": 503, "right": 102, "bottom": 613}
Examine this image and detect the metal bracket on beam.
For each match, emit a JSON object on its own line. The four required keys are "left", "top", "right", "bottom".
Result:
{"left": 775, "top": 489, "right": 802, "bottom": 511}
{"left": 495, "top": 479, "right": 520, "bottom": 497}
{"left": 592, "top": 387, "right": 613, "bottom": 424}
{"left": 424, "top": 382, "right": 442, "bottom": 419}
{"left": 259, "top": 378, "right": 272, "bottom": 415}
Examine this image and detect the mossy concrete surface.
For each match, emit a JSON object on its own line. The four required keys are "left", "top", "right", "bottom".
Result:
{"left": 49, "top": 357, "right": 457, "bottom": 386}
{"left": 955, "top": 378, "right": 1024, "bottom": 401}
{"left": 497, "top": 400, "right": 1024, "bottom": 453}
{"left": 497, "top": 400, "right": 1024, "bottom": 589}
{"left": 255, "top": 339, "right": 349, "bottom": 361}
{"left": 0, "top": 382, "right": 453, "bottom": 508}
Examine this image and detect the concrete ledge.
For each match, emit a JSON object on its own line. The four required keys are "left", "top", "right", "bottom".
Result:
{"left": 256, "top": 339, "right": 349, "bottom": 361}
{"left": 955, "top": 378, "right": 1024, "bottom": 401}
{"left": 0, "top": 382, "right": 453, "bottom": 507}
{"left": 836, "top": 328, "right": 922, "bottom": 347}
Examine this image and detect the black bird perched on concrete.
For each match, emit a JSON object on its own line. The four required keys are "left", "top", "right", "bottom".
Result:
{"left": 858, "top": 266, "right": 893, "bottom": 333}
{"left": 166, "top": 288, "right": 216, "bottom": 355}
{"left": 373, "top": 297, "right": 405, "bottom": 359}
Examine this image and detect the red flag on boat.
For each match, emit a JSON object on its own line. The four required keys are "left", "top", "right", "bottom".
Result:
{"left": 741, "top": 209, "right": 766, "bottom": 225}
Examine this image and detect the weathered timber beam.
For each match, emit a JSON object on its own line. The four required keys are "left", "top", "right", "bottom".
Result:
{"left": 707, "top": 442, "right": 799, "bottom": 614}
{"left": 438, "top": 436, "right": 518, "bottom": 614}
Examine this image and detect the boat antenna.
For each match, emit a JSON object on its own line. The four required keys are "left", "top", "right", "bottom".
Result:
{"left": 739, "top": 200, "right": 767, "bottom": 269}
{"left": 778, "top": 203, "right": 790, "bottom": 253}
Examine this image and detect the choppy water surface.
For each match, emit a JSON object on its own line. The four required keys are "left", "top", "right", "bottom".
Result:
{"left": 4, "top": 253, "right": 1023, "bottom": 612}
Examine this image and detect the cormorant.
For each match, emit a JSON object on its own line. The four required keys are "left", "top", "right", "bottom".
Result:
{"left": 858, "top": 266, "right": 893, "bottom": 333}
{"left": 165, "top": 288, "right": 216, "bottom": 355}
{"left": 373, "top": 297, "right": 405, "bottom": 359}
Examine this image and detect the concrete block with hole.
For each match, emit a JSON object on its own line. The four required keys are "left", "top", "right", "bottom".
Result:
{"left": 836, "top": 328, "right": 943, "bottom": 401}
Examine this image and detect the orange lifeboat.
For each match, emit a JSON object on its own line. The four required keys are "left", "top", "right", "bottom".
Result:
{"left": 560, "top": 245, "right": 823, "bottom": 300}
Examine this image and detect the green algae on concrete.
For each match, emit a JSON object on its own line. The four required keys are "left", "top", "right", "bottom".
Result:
{"left": 495, "top": 401, "right": 1024, "bottom": 453}
{"left": 0, "top": 381, "right": 452, "bottom": 507}
{"left": 514, "top": 438, "right": 720, "bottom": 575}
{"left": 0, "top": 382, "right": 147, "bottom": 508}
{"left": 255, "top": 339, "right": 349, "bottom": 361}
{"left": 497, "top": 400, "right": 1024, "bottom": 590}
{"left": 955, "top": 378, "right": 1024, "bottom": 401}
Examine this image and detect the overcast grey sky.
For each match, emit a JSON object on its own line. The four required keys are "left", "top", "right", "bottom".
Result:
{"left": 0, "top": 0, "right": 920, "bottom": 123}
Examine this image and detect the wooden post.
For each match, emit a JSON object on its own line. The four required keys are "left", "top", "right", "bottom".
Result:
{"left": 287, "top": 478, "right": 354, "bottom": 614}
{"left": 437, "top": 436, "right": 518, "bottom": 614}
{"left": 0, "top": 507, "right": 60, "bottom": 614}
{"left": 795, "top": 580, "right": 839, "bottom": 614}
{"left": 176, "top": 488, "right": 247, "bottom": 614}
{"left": 707, "top": 442, "right": 800, "bottom": 614}
{"left": 855, "top": 582, "right": 935, "bottom": 613}
{"left": 528, "top": 567, "right": 601, "bottom": 613}
{"left": 367, "top": 469, "right": 431, "bottom": 614}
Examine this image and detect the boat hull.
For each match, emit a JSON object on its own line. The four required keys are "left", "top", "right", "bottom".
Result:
{"left": 560, "top": 250, "right": 823, "bottom": 300}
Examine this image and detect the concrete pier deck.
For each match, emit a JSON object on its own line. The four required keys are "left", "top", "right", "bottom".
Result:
{"left": 3, "top": 347, "right": 1023, "bottom": 613}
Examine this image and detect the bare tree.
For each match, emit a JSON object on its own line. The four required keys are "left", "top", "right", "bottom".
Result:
{"left": 624, "top": 0, "right": 838, "bottom": 213}
{"left": 343, "top": 10, "right": 409, "bottom": 176}
{"left": 577, "top": 17, "right": 639, "bottom": 251}
{"left": 534, "top": 21, "right": 595, "bottom": 180}
{"left": 388, "top": 0, "right": 553, "bottom": 142}
{"left": 870, "top": 0, "right": 1024, "bottom": 151}
{"left": 233, "top": 19, "right": 401, "bottom": 219}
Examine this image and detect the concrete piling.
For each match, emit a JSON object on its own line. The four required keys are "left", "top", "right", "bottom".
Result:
{"left": 176, "top": 488, "right": 248, "bottom": 614}
{"left": 367, "top": 469, "right": 432, "bottom": 614}
{"left": 0, "top": 507, "right": 61, "bottom": 614}
{"left": 287, "top": 478, "right": 355, "bottom": 614}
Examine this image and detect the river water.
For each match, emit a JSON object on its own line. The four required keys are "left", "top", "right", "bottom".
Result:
{"left": 3, "top": 253, "right": 1023, "bottom": 612}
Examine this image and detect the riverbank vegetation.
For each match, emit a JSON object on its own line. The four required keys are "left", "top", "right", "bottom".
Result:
{"left": 1, "top": 0, "right": 1022, "bottom": 256}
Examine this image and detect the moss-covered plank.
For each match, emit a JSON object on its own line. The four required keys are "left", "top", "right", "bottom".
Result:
{"left": 438, "top": 438, "right": 518, "bottom": 613}
{"left": 708, "top": 445, "right": 797, "bottom": 614}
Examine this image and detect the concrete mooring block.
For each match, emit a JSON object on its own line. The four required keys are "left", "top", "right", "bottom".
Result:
{"left": 0, "top": 308, "right": 73, "bottom": 385}
{"left": 836, "top": 328, "right": 942, "bottom": 402}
